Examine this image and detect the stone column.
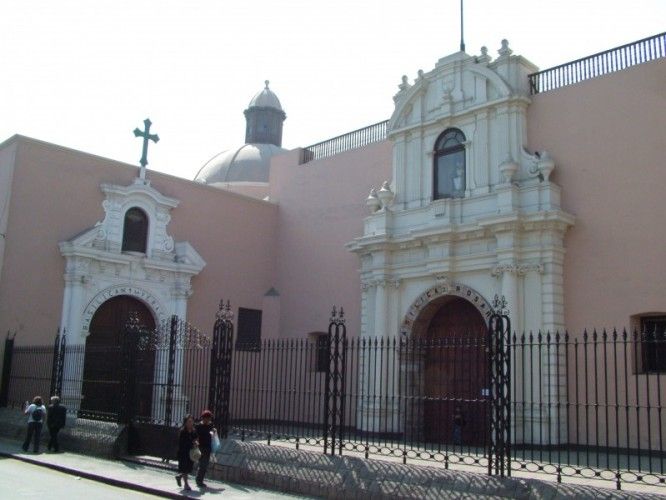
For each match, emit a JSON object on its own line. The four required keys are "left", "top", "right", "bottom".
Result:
{"left": 359, "top": 278, "right": 402, "bottom": 433}
{"left": 492, "top": 257, "right": 567, "bottom": 446}
{"left": 154, "top": 283, "right": 191, "bottom": 424}
{"left": 374, "top": 280, "right": 387, "bottom": 337}
{"left": 60, "top": 270, "right": 88, "bottom": 413}
{"left": 540, "top": 231, "right": 568, "bottom": 445}
{"left": 392, "top": 138, "right": 406, "bottom": 209}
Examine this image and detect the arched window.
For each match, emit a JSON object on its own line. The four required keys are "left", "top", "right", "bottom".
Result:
{"left": 121, "top": 207, "right": 148, "bottom": 253}
{"left": 433, "top": 128, "right": 466, "bottom": 200}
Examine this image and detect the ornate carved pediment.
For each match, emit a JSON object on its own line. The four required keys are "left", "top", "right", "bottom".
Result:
{"left": 60, "top": 178, "right": 205, "bottom": 273}
{"left": 389, "top": 50, "right": 523, "bottom": 134}
{"left": 59, "top": 178, "right": 206, "bottom": 340}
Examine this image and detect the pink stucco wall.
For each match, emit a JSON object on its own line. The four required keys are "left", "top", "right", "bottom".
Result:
{"left": 206, "top": 182, "right": 269, "bottom": 200}
{"left": 527, "top": 58, "right": 666, "bottom": 332}
{"left": 0, "top": 137, "right": 278, "bottom": 346}
{"left": 268, "top": 143, "right": 392, "bottom": 338}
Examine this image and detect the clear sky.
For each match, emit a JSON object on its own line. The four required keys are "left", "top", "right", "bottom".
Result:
{"left": 1, "top": 1, "right": 664, "bottom": 179}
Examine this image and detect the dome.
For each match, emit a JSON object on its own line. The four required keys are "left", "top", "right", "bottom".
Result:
{"left": 194, "top": 81, "right": 287, "bottom": 190}
{"left": 248, "top": 80, "right": 283, "bottom": 111}
{"left": 194, "top": 143, "right": 288, "bottom": 184}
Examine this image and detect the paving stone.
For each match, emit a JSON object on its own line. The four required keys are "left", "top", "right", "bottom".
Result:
{"left": 3, "top": 405, "right": 664, "bottom": 500}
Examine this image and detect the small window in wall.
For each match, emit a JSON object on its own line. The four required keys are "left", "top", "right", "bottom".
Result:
{"left": 641, "top": 315, "right": 666, "bottom": 373}
{"left": 309, "top": 332, "right": 329, "bottom": 373}
{"left": 236, "top": 308, "right": 262, "bottom": 351}
{"left": 122, "top": 207, "right": 148, "bottom": 253}
{"left": 433, "top": 128, "right": 466, "bottom": 200}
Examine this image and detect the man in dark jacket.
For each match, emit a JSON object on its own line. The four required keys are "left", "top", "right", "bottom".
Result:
{"left": 46, "top": 396, "right": 67, "bottom": 452}
{"left": 194, "top": 410, "right": 215, "bottom": 488}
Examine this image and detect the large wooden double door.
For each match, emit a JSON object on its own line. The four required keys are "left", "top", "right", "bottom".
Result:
{"left": 422, "top": 297, "right": 488, "bottom": 447}
{"left": 80, "top": 295, "right": 156, "bottom": 419}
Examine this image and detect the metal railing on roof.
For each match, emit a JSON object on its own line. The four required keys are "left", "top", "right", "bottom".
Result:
{"left": 297, "top": 33, "right": 665, "bottom": 163}
{"left": 528, "top": 32, "right": 665, "bottom": 95}
{"left": 299, "top": 120, "right": 389, "bottom": 164}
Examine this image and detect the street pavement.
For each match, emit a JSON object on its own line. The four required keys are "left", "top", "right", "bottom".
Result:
{"left": 1, "top": 458, "right": 159, "bottom": 499}
{"left": 0, "top": 438, "right": 308, "bottom": 499}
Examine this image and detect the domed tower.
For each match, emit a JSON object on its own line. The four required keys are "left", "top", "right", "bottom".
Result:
{"left": 244, "top": 80, "right": 286, "bottom": 147}
{"left": 194, "top": 81, "right": 288, "bottom": 199}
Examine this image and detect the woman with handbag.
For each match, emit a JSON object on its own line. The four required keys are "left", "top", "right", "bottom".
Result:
{"left": 175, "top": 414, "right": 198, "bottom": 491}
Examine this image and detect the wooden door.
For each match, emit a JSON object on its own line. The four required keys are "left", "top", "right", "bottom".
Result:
{"left": 423, "top": 297, "right": 488, "bottom": 447}
{"left": 80, "top": 296, "right": 156, "bottom": 419}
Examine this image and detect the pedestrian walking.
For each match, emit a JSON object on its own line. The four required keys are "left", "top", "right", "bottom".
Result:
{"left": 175, "top": 414, "right": 198, "bottom": 491}
{"left": 22, "top": 396, "right": 47, "bottom": 453}
{"left": 194, "top": 410, "right": 216, "bottom": 488}
{"left": 452, "top": 405, "right": 465, "bottom": 446}
{"left": 46, "top": 396, "right": 67, "bottom": 452}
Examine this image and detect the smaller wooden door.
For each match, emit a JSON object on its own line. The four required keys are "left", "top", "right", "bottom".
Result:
{"left": 81, "top": 296, "right": 156, "bottom": 419}
{"left": 423, "top": 297, "right": 488, "bottom": 447}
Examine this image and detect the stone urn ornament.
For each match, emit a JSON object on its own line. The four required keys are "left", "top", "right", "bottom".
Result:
{"left": 377, "top": 181, "right": 395, "bottom": 210}
{"left": 366, "top": 188, "right": 381, "bottom": 213}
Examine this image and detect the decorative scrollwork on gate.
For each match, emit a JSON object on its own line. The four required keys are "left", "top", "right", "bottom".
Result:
{"left": 120, "top": 311, "right": 213, "bottom": 426}
{"left": 324, "top": 305, "right": 347, "bottom": 456}
{"left": 488, "top": 294, "right": 511, "bottom": 477}
{"left": 50, "top": 328, "right": 66, "bottom": 398}
{"left": 208, "top": 300, "right": 234, "bottom": 437}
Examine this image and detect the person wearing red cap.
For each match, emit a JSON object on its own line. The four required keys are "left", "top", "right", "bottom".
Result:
{"left": 194, "top": 410, "right": 216, "bottom": 488}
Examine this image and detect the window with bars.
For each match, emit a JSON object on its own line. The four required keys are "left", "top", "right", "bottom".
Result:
{"left": 641, "top": 315, "right": 666, "bottom": 373}
{"left": 236, "top": 308, "right": 262, "bottom": 351}
{"left": 313, "top": 333, "right": 329, "bottom": 373}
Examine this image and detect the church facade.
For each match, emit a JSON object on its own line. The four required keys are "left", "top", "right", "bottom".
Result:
{"left": 0, "top": 36, "right": 665, "bottom": 448}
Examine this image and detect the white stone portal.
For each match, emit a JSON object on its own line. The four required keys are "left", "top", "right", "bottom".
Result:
{"left": 58, "top": 177, "right": 205, "bottom": 419}
{"left": 348, "top": 41, "right": 574, "bottom": 444}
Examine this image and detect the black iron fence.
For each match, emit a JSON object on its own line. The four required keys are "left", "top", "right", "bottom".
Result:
{"left": 512, "top": 329, "right": 666, "bottom": 488}
{"left": 300, "top": 120, "right": 388, "bottom": 164}
{"left": 1, "top": 317, "right": 214, "bottom": 426}
{"left": 226, "top": 320, "right": 666, "bottom": 489}
{"left": 528, "top": 32, "right": 666, "bottom": 94}
{"left": 2, "top": 305, "right": 666, "bottom": 490}
{"left": 227, "top": 307, "right": 512, "bottom": 474}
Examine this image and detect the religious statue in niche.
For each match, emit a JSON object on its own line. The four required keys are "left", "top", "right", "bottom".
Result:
{"left": 452, "top": 161, "right": 465, "bottom": 196}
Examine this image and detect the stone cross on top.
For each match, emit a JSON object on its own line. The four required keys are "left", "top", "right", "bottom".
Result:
{"left": 133, "top": 118, "right": 159, "bottom": 180}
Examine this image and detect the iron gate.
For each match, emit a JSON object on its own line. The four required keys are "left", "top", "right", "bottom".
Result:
{"left": 48, "top": 311, "right": 214, "bottom": 457}
{"left": 488, "top": 295, "right": 512, "bottom": 476}
{"left": 208, "top": 300, "right": 235, "bottom": 437}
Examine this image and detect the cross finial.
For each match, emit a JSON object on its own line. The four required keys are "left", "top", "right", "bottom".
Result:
{"left": 133, "top": 118, "right": 160, "bottom": 180}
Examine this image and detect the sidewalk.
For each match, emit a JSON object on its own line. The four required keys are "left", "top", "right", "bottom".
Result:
{"left": 0, "top": 438, "right": 304, "bottom": 499}
{"left": 3, "top": 436, "right": 665, "bottom": 499}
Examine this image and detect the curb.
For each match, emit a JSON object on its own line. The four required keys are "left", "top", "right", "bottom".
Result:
{"left": 0, "top": 451, "right": 188, "bottom": 499}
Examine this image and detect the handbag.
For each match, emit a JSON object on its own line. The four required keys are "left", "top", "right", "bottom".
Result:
{"left": 189, "top": 445, "right": 202, "bottom": 462}
{"left": 211, "top": 430, "right": 221, "bottom": 454}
